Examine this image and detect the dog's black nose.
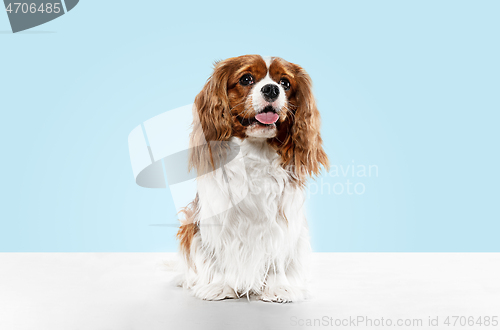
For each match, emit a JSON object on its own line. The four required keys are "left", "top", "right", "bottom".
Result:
{"left": 261, "top": 84, "right": 280, "bottom": 101}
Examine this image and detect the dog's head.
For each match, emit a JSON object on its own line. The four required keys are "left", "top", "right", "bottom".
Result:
{"left": 190, "top": 55, "right": 328, "bottom": 182}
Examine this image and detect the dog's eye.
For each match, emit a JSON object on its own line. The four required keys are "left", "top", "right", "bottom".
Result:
{"left": 239, "top": 74, "right": 254, "bottom": 86}
{"left": 280, "top": 78, "right": 291, "bottom": 91}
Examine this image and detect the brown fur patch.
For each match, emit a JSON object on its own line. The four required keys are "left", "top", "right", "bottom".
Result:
{"left": 176, "top": 196, "right": 200, "bottom": 262}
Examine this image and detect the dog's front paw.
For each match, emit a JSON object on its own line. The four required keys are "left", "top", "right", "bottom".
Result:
{"left": 194, "top": 284, "right": 238, "bottom": 301}
{"left": 258, "top": 285, "right": 306, "bottom": 303}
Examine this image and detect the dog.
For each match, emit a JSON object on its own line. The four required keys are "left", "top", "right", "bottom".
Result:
{"left": 176, "top": 55, "right": 328, "bottom": 302}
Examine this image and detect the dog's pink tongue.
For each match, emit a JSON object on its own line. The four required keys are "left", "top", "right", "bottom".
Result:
{"left": 255, "top": 112, "right": 279, "bottom": 124}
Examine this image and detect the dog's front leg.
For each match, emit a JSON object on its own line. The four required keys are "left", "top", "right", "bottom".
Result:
{"left": 258, "top": 258, "right": 310, "bottom": 303}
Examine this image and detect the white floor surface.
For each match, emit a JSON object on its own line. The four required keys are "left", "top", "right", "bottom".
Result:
{"left": 0, "top": 253, "right": 499, "bottom": 329}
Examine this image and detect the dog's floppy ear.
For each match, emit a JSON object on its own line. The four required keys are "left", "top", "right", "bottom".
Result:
{"left": 277, "top": 64, "right": 329, "bottom": 182}
{"left": 189, "top": 60, "right": 233, "bottom": 174}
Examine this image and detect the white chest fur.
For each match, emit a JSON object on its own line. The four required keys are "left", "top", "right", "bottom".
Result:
{"left": 184, "top": 138, "right": 311, "bottom": 300}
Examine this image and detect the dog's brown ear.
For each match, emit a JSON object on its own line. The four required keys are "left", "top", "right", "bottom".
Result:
{"left": 276, "top": 64, "right": 329, "bottom": 182}
{"left": 189, "top": 60, "right": 233, "bottom": 175}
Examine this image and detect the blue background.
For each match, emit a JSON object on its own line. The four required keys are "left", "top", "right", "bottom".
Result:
{"left": 1, "top": 1, "right": 499, "bottom": 252}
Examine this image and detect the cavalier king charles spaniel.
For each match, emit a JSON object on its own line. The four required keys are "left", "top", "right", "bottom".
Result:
{"left": 176, "top": 55, "right": 328, "bottom": 303}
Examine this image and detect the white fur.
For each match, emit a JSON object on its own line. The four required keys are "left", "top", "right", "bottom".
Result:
{"left": 179, "top": 137, "right": 311, "bottom": 302}
{"left": 245, "top": 122, "right": 277, "bottom": 138}
{"left": 262, "top": 56, "right": 272, "bottom": 68}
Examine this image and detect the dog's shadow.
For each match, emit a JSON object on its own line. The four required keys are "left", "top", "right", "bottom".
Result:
{"left": 159, "top": 281, "right": 302, "bottom": 330}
